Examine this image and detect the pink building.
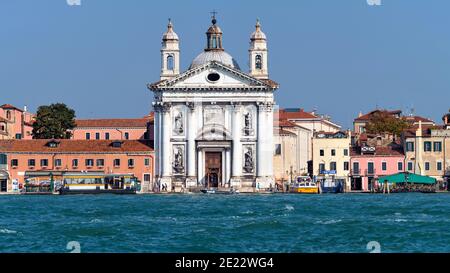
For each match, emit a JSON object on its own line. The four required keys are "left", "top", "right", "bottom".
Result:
{"left": 71, "top": 115, "right": 154, "bottom": 141}
{"left": 0, "top": 104, "right": 34, "bottom": 140}
{"left": 0, "top": 139, "right": 154, "bottom": 192}
{"left": 350, "top": 144, "right": 405, "bottom": 191}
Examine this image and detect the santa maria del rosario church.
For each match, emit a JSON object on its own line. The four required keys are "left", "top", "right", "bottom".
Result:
{"left": 149, "top": 15, "right": 279, "bottom": 192}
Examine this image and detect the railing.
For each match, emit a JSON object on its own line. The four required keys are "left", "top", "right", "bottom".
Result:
{"left": 351, "top": 169, "right": 361, "bottom": 176}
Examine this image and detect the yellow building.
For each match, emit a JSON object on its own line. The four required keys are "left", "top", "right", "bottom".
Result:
{"left": 312, "top": 131, "right": 351, "bottom": 191}
{"left": 402, "top": 120, "right": 448, "bottom": 186}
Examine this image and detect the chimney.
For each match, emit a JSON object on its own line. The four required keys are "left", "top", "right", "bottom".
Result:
{"left": 23, "top": 105, "right": 27, "bottom": 112}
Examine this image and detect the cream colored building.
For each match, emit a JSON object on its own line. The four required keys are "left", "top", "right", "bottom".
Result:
{"left": 273, "top": 108, "right": 341, "bottom": 184}
{"left": 312, "top": 131, "right": 351, "bottom": 191}
{"left": 402, "top": 121, "right": 447, "bottom": 184}
{"left": 273, "top": 120, "right": 312, "bottom": 183}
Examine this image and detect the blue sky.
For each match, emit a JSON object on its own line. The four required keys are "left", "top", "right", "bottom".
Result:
{"left": 1, "top": 0, "right": 449, "bottom": 128}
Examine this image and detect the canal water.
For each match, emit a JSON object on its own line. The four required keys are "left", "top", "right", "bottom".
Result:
{"left": 1, "top": 193, "right": 450, "bottom": 253}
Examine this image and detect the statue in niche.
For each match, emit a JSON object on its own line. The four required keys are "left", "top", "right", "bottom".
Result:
{"left": 173, "top": 147, "right": 184, "bottom": 173}
{"left": 174, "top": 112, "right": 183, "bottom": 134}
{"left": 243, "top": 112, "right": 252, "bottom": 136}
{"left": 243, "top": 147, "right": 254, "bottom": 173}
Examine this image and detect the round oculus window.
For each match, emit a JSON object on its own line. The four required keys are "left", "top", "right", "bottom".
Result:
{"left": 207, "top": 72, "right": 220, "bottom": 82}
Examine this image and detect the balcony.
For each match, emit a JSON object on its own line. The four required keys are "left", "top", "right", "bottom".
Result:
{"left": 351, "top": 169, "right": 361, "bottom": 176}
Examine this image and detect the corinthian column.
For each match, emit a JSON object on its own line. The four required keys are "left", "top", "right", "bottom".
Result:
{"left": 257, "top": 103, "right": 266, "bottom": 177}
{"left": 187, "top": 102, "right": 197, "bottom": 180}
{"left": 161, "top": 103, "right": 171, "bottom": 178}
{"left": 231, "top": 103, "right": 242, "bottom": 179}
{"left": 153, "top": 104, "right": 160, "bottom": 178}
{"left": 256, "top": 102, "right": 274, "bottom": 188}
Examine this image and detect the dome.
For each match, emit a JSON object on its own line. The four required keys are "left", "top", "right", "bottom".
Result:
{"left": 162, "top": 20, "right": 179, "bottom": 41}
{"left": 190, "top": 50, "right": 240, "bottom": 70}
{"left": 251, "top": 20, "right": 266, "bottom": 40}
{"left": 207, "top": 24, "right": 222, "bottom": 35}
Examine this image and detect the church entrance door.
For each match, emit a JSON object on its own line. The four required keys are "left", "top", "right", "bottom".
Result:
{"left": 205, "top": 152, "right": 222, "bottom": 188}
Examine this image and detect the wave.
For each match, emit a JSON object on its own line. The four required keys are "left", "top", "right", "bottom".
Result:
{"left": 285, "top": 205, "right": 295, "bottom": 211}
{"left": 315, "top": 219, "right": 342, "bottom": 225}
{"left": 0, "top": 228, "right": 18, "bottom": 234}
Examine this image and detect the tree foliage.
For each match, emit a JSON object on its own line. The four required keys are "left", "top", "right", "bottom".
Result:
{"left": 32, "top": 103, "right": 76, "bottom": 139}
{"left": 365, "top": 111, "right": 410, "bottom": 136}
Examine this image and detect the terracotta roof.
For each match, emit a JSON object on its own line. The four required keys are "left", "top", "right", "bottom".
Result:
{"left": 0, "top": 104, "right": 23, "bottom": 112}
{"left": 274, "top": 128, "right": 296, "bottom": 136}
{"left": 277, "top": 108, "right": 318, "bottom": 120}
{"left": 315, "top": 130, "right": 347, "bottom": 136}
{"left": 75, "top": 118, "right": 151, "bottom": 128}
{"left": 351, "top": 144, "right": 404, "bottom": 157}
{"left": 274, "top": 119, "right": 298, "bottom": 127}
{"left": 404, "top": 115, "right": 435, "bottom": 124}
{"left": 354, "top": 109, "right": 402, "bottom": 122}
{"left": 403, "top": 125, "right": 445, "bottom": 138}
{"left": 143, "top": 112, "right": 155, "bottom": 123}
{"left": 0, "top": 139, "right": 154, "bottom": 153}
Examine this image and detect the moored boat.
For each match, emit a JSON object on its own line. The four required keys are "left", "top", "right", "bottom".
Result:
{"left": 58, "top": 173, "right": 139, "bottom": 195}
{"left": 289, "top": 176, "right": 319, "bottom": 194}
{"left": 319, "top": 178, "right": 344, "bottom": 193}
{"left": 289, "top": 181, "right": 319, "bottom": 194}
{"left": 200, "top": 188, "right": 240, "bottom": 194}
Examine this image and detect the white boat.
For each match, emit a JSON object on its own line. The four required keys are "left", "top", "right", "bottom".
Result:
{"left": 200, "top": 188, "right": 239, "bottom": 194}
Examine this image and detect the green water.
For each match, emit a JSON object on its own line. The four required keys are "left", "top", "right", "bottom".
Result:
{"left": 1, "top": 193, "right": 450, "bottom": 253}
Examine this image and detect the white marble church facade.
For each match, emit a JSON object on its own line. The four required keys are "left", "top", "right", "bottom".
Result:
{"left": 149, "top": 17, "right": 279, "bottom": 192}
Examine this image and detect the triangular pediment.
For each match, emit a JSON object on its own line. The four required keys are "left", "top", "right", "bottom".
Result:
{"left": 149, "top": 61, "right": 278, "bottom": 91}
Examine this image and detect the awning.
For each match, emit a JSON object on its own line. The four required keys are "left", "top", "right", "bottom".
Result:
{"left": 0, "top": 170, "right": 8, "bottom": 179}
{"left": 378, "top": 172, "right": 436, "bottom": 184}
{"left": 25, "top": 171, "right": 64, "bottom": 177}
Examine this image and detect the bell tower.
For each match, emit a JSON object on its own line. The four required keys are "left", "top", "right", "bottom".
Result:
{"left": 249, "top": 19, "right": 268, "bottom": 79}
{"left": 160, "top": 19, "right": 180, "bottom": 80}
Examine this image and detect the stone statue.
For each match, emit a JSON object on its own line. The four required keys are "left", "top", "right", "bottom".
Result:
{"left": 174, "top": 112, "right": 183, "bottom": 134}
{"left": 244, "top": 112, "right": 251, "bottom": 136}
{"left": 243, "top": 147, "right": 254, "bottom": 173}
{"left": 173, "top": 147, "right": 184, "bottom": 173}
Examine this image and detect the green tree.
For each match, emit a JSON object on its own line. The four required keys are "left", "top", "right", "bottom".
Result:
{"left": 32, "top": 103, "right": 76, "bottom": 139}
{"left": 365, "top": 111, "right": 410, "bottom": 137}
